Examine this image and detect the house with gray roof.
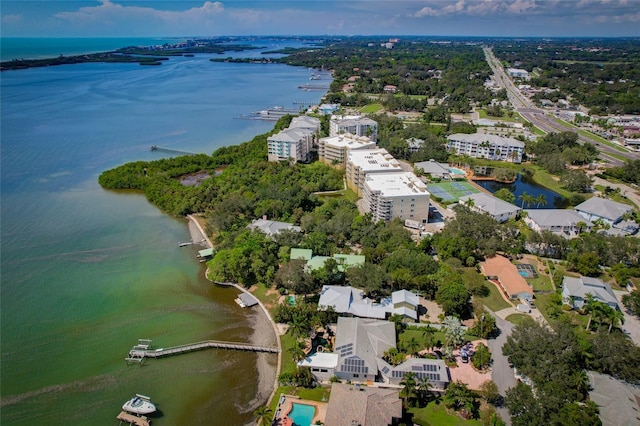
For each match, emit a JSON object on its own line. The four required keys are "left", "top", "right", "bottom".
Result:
{"left": 459, "top": 193, "right": 521, "bottom": 223}
{"left": 524, "top": 209, "right": 592, "bottom": 238}
{"left": 267, "top": 127, "right": 315, "bottom": 163}
{"left": 379, "top": 357, "right": 450, "bottom": 390}
{"left": 414, "top": 159, "right": 451, "bottom": 180}
{"left": 324, "top": 383, "right": 402, "bottom": 426}
{"left": 297, "top": 352, "right": 339, "bottom": 382}
{"left": 407, "top": 137, "right": 425, "bottom": 153}
{"left": 333, "top": 317, "right": 396, "bottom": 382}
{"left": 574, "top": 197, "right": 634, "bottom": 228}
{"left": 562, "top": 276, "right": 620, "bottom": 311}
{"left": 248, "top": 218, "right": 301, "bottom": 238}
{"left": 318, "top": 285, "right": 419, "bottom": 321}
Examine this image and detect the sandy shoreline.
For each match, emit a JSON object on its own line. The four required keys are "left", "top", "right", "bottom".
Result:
{"left": 186, "top": 214, "right": 282, "bottom": 422}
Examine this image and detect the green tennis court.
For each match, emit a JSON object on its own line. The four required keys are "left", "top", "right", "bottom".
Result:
{"left": 427, "top": 180, "right": 481, "bottom": 202}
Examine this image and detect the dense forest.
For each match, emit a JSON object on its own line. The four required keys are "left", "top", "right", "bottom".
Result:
{"left": 275, "top": 38, "right": 494, "bottom": 113}
{"left": 492, "top": 39, "right": 640, "bottom": 114}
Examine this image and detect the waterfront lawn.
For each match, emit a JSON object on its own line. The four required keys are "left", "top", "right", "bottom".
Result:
{"left": 280, "top": 333, "right": 300, "bottom": 375}
{"left": 477, "top": 282, "right": 512, "bottom": 312}
{"left": 529, "top": 166, "right": 574, "bottom": 198}
{"left": 409, "top": 401, "right": 482, "bottom": 426}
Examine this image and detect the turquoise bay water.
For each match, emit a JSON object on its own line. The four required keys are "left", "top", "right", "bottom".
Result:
{"left": 1, "top": 42, "right": 327, "bottom": 425}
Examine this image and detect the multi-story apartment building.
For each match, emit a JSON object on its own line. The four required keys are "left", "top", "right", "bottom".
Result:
{"left": 329, "top": 115, "right": 378, "bottom": 141}
{"left": 446, "top": 133, "right": 525, "bottom": 163}
{"left": 346, "top": 148, "right": 402, "bottom": 195}
{"left": 267, "top": 127, "right": 315, "bottom": 163}
{"left": 318, "top": 134, "right": 376, "bottom": 167}
{"left": 361, "top": 172, "right": 430, "bottom": 223}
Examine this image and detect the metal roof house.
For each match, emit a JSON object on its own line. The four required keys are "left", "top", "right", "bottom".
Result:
{"left": 333, "top": 317, "right": 396, "bottom": 383}
{"left": 414, "top": 159, "right": 451, "bottom": 180}
{"left": 247, "top": 219, "right": 301, "bottom": 238}
{"left": 524, "top": 209, "right": 592, "bottom": 238}
{"left": 562, "top": 276, "right": 620, "bottom": 311}
{"left": 318, "top": 285, "right": 420, "bottom": 321}
{"left": 574, "top": 197, "right": 634, "bottom": 228}
{"left": 378, "top": 357, "right": 450, "bottom": 390}
{"left": 459, "top": 193, "right": 521, "bottom": 223}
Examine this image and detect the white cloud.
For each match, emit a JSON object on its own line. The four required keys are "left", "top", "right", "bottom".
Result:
{"left": 54, "top": 1, "right": 224, "bottom": 27}
{"left": 1, "top": 14, "right": 22, "bottom": 24}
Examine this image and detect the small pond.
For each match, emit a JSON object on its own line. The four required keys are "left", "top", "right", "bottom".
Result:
{"left": 474, "top": 174, "right": 568, "bottom": 209}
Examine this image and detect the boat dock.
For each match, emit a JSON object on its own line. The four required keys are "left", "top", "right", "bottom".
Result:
{"left": 126, "top": 339, "right": 279, "bottom": 364}
{"left": 117, "top": 411, "right": 150, "bottom": 426}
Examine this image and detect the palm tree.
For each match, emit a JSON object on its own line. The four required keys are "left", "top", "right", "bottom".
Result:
{"left": 607, "top": 307, "right": 625, "bottom": 333}
{"left": 422, "top": 325, "right": 436, "bottom": 353}
{"left": 288, "top": 342, "right": 307, "bottom": 363}
{"left": 571, "top": 370, "right": 590, "bottom": 400}
{"left": 405, "top": 336, "right": 422, "bottom": 357}
{"left": 535, "top": 194, "right": 547, "bottom": 208}
{"left": 518, "top": 191, "right": 529, "bottom": 208}
{"left": 417, "top": 375, "right": 433, "bottom": 405}
{"left": 253, "top": 405, "right": 273, "bottom": 425}
{"left": 576, "top": 221, "right": 588, "bottom": 235}
{"left": 399, "top": 372, "right": 418, "bottom": 409}
{"left": 287, "top": 312, "right": 310, "bottom": 339}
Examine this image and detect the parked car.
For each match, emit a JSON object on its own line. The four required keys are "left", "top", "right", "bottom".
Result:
{"left": 461, "top": 350, "right": 469, "bottom": 363}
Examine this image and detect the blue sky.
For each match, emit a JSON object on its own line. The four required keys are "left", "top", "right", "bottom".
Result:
{"left": 2, "top": 0, "right": 639, "bottom": 38}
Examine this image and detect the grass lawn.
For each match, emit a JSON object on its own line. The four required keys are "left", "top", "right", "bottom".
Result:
{"left": 477, "top": 282, "right": 512, "bottom": 312}
{"left": 400, "top": 328, "right": 478, "bottom": 350}
{"left": 505, "top": 313, "right": 532, "bottom": 325}
{"left": 360, "top": 103, "right": 383, "bottom": 114}
{"left": 477, "top": 108, "right": 523, "bottom": 123}
{"left": 529, "top": 167, "right": 576, "bottom": 199}
{"left": 527, "top": 275, "right": 554, "bottom": 292}
{"left": 409, "top": 401, "right": 483, "bottom": 426}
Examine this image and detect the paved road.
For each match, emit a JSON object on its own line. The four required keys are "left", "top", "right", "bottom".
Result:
{"left": 591, "top": 175, "right": 640, "bottom": 209}
{"left": 483, "top": 47, "right": 639, "bottom": 167}
{"left": 485, "top": 308, "right": 517, "bottom": 426}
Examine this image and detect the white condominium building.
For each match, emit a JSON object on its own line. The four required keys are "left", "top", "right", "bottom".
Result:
{"left": 446, "top": 133, "right": 525, "bottom": 163}
{"left": 346, "top": 148, "right": 402, "bottom": 195}
{"left": 330, "top": 115, "right": 378, "bottom": 141}
{"left": 318, "top": 134, "right": 376, "bottom": 167}
{"left": 362, "top": 172, "right": 430, "bottom": 223}
{"left": 267, "top": 127, "right": 315, "bottom": 163}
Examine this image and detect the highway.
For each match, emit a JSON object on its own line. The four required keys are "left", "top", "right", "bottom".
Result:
{"left": 483, "top": 47, "right": 638, "bottom": 167}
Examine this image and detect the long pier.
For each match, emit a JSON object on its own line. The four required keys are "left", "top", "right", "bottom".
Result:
{"left": 126, "top": 339, "right": 279, "bottom": 364}
{"left": 150, "top": 145, "right": 197, "bottom": 156}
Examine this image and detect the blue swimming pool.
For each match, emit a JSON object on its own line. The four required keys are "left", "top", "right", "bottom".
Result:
{"left": 449, "top": 167, "right": 466, "bottom": 175}
{"left": 289, "top": 403, "right": 315, "bottom": 426}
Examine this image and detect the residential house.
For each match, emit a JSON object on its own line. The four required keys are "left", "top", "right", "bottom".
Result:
{"left": 318, "top": 134, "right": 376, "bottom": 167}
{"left": 524, "top": 209, "right": 592, "bottom": 238}
{"left": 480, "top": 255, "right": 534, "bottom": 301}
{"left": 324, "top": 383, "right": 403, "bottom": 426}
{"left": 407, "top": 137, "right": 425, "bottom": 153}
{"left": 414, "top": 159, "right": 451, "bottom": 180}
{"left": 458, "top": 193, "right": 522, "bottom": 223}
{"left": 379, "top": 358, "right": 450, "bottom": 390}
{"left": 446, "top": 133, "right": 525, "bottom": 163}
{"left": 330, "top": 115, "right": 378, "bottom": 141}
{"left": 297, "top": 352, "right": 339, "bottom": 382}
{"left": 333, "top": 317, "right": 396, "bottom": 382}
{"left": 361, "top": 172, "right": 430, "bottom": 223}
{"left": 346, "top": 149, "right": 403, "bottom": 195}
{"left": 248, "top": 218, "right": 301, "bottom": 238}
{"left": 318, "top": 103, "right": 339, "bottom": 115}
{"left": 562, "top": 276, "right": 620, "bottom": 311}
{"left": 318, "top": 285, "right": 420, "bottom": 321}
{"left": 574, "top": 197, "right": 634, "bottom": 228}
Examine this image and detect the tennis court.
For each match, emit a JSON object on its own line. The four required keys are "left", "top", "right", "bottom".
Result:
{"left": 427, "top": 181, "right": 481, "bottom": 202}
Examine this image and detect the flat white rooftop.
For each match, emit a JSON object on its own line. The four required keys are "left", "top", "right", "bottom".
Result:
{"left": 348, "top": 148, "right": 401, "bottom": 172}
{"left": 365, "top": 172, "right": 429, "bottom": 197}
{"left": 321, "top": 134, "right": 375, "bottom": 149}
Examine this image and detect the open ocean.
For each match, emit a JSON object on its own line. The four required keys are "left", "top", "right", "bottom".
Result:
{"left": 0, "top": 38, "right": 328, "bottom": 425}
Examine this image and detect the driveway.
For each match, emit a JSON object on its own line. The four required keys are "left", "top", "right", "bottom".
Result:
{"left": 485, "top": 309, "right": 516, "bottom": 426}
{"left": 613, "top": 290, "right": 640, "bottom": 346}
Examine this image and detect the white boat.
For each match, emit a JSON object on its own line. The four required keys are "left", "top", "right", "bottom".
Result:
{"left": 122, "top": 394, "right": 156, "bottom": 415}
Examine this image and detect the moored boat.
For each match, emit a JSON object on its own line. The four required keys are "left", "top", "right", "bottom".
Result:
{"left": 122, "top": 394, "right": 156, "bottom": 415}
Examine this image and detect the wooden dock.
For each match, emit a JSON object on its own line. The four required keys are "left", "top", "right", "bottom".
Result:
{"left": 126, "top": 339, "right": 279, "bottom": 364}
{"left": 117, "top": 411, "right": 150, "bottom": 426}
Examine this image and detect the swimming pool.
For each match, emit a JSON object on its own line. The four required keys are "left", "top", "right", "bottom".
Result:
{"left": 289, "top": 403, "right": 316, "bottom": 426}
{"left": 449, "top": 167, "right": 466, "bottom": 175}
